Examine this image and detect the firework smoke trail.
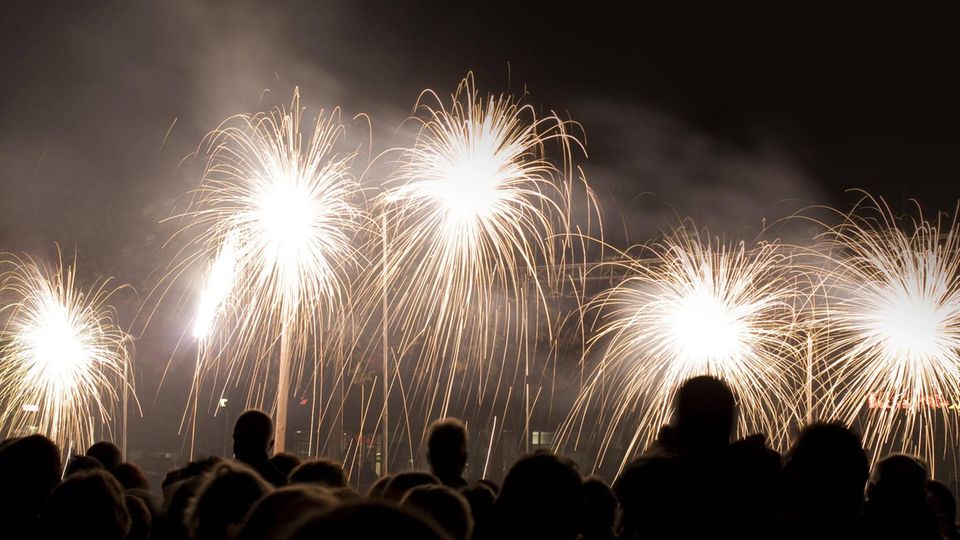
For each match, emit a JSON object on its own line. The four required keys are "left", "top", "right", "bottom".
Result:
{"left": 558, "top": 225, "right": 805, "bottom": 475}
{"left": 0, "top": 252, "right": 131, "bottom": 451}
{"left": 816, "top": 195, "right": 960, "bottom": 470}
{"left": 173, "top": 88, "right": 367, "bottom": 450}
{"left": 369, "top": 74, "right": 597, "bottom": 457}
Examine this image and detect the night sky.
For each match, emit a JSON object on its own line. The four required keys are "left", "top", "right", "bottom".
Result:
{"left": 1, "top": 0, "right": 958, "bottom": 453}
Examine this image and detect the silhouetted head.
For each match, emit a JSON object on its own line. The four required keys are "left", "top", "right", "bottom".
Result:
{"left": 0, "top": 434, "right": 61, "bottom": 528}
{"left": 868, "top": 453, "right": 929, "bottom": 504}
{"left": 402, "top": 484, "right": 473, "bottom": 540}
{"left": 582, "top": 476, "right": 617, "bottom": 540}
{"left": 862, "top": 454, "right": 940, "bottom": 539}
{"left": 66, "top": 453, "right": 106, "bottom": 476}
{"left": 162, "top": 455, "right": 222, "bottom": 491}
{"left": 290, "top": 457, "right": 347, "bottom": 487}
{"left": 782, "top": 422, "right": 868, "bottom": 529}
{"left": 478, "top": 478, "right": 500, "bottom": 495}
{"left": 87, "top": 441, "right": 122, "bottom": 471}
{"left": 269, "top": 451, "right": 300, "bottom": 477}
{"left": 163, "top": 475, "right": 207, "bottom": 540}
{"left": 113, "top": 462, "right": 150, "bottom": 490}
{"left": 125, "top": 493, "right": 152, "bottom": 540}
{"left": 672, "top": 376, "right": 735, "bottom": 451}
{"left": 496, "top": 450, "right": 583, "bottom": 540}
{"left": 382, "top": 470, "right": 440, "bottom": 502}
{"left": 330, "top": 486, "right": 361, "bottom": 501}
{"left": 367, "top": 474, "right": 393, "bottom": 498}
{"left": 427, "top": 418, "right": 468, "bottom": 484}
{"left": 187, "top": 460, "right": 273, "bottom": 540}
{"left": 235, "top": 484, "right": 336, "bottom": 540}
{"left": 288, "top": 500, "right": 450, "bottom": 540}
{"left": 233, "top": 409, "right": 274, "bottom": 460}
{"left": 461, "top": 482, "right": 496, "bottom": 540}
{"left": 41, "top": 469, "right": 131, "bottom": 540}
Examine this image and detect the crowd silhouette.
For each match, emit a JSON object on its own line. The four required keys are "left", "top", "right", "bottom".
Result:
{"left": 1, "top": 375, "right": 957, "bottom": 539}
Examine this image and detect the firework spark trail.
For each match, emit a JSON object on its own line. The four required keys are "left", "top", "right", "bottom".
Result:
{"left": 173, "top": 88, "right": 368, "bottom": 450}
{"left": 181, "top": 238, "right": 237, "bottom": 458}
{"left": 192, "top": 236, "right": 237, "bottom": 342}
{"left": 816, "top": 195, "right": 960, "bottom": 470}
{"left": 366, "top": 73, "right": 597, "bottom": 457}
{"left": 558, "top": 225, "right": 805, "bottom": 475}
{"left": 0, "top": 252, "right": 131, "bottom": 451}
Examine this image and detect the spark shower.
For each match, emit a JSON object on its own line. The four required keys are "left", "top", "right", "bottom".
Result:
{"left": 2, "top": 74, "right": 960, "bottom": 478}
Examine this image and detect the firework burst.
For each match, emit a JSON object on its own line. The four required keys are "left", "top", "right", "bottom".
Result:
{"left": 371, "top": 73, "right": 595, "bottom": 453}
{"left": 175, "top": 88, "right": 367, "bottom": 450}
{"left": 0, "top": 252, "right": 130, "bottom": 450}
{"left": 817, "top": 195, "right": 960, "bottom": 468}
{"left": 560, "top": 225, "right": 805, "bottom": 475}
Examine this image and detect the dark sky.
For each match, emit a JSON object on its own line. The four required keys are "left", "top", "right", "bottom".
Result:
{"left": 3, "top": 1, "right": 958, "bottom": 270}
{"left": 1, "top": 1, "right": 958, "bottom": 451}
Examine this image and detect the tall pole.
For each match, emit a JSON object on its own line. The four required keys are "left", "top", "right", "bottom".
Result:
{"left": 806, "top": 335, "right": 814, "bottom": 425}
{"left": 275, "top": 317, "right": 292, "bottom": 453}
{"left": 122, "top": 355, "right": 129, "bottom": 461}
{"left": 380, "top": 212, "right": 390, "bottom": 475}
{"left": 190, "top": 347, "right": 201, "bottom": 461}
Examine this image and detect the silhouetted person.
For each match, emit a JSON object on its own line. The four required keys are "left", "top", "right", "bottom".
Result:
{"left": 0, "top": 434, "right": 61, "bottom": 536}
{"left": 87, "top": 440, "right": 123, "bottom": 471}
{"left": 494, "top": 450, "right": 583, "bottom": 540}
{"left": 616, "top": 376, "right": 738, "bottom": 539}
{"left": 582, "top": 477, "right": 617, "bottom": 540}
{"left": 427, "top": 418, "right": 469, "bottom": 488}
{"left": 461, "top": 482, "right": 496, "bottom": 540}
{"left": 270, "top": 451, "right": 300, "bottom": 478}
{"left": 235, "top": 484, "right": 336, "bottom": 540}
{"left": 726, "top": 433, "right": 782, "bottom": 538}
{"left": 478, "top": 478, "right": 500, "bottom": 495}
{"left": 125, "top": 492, "right": 152, "bottom": 540}
{"left": 41, "top": 469, "right": 131, "bottom": 540}
{"left": 288, "top": 500, "right": 451, "bottom": 540}
{"left": 781, "top": 422, "right": 869, "bottom": 539}
{"left": 65, "top": 453, "right": 106, "bottom": 476}
{"left": 927, "top": 479, "right": 960, "bottom": 540}
{"left": 382, "top": 470, "right": 440, "bottom": 502}
{"left": 162, "top": 455, "right": 222, "bottom": 492}
{"left": 331, "top": 486, "right": 362, "bottom": 501}
{"left": 116, "top": 462, "right": 161, "bottom": 537}
{"left": 232, "top": 409, "right": 287, "bottom": 486}
{"left": 114, "top": 461, "right": 150, "bottom": 490}
{"left": 290, "top": 457, "right": 348, "bottom": 487}
{"left": 861, "top": 454, "right": 940, "bottom": 540}
{"left": 160, "top": 456, "right": 223, "bottom": 540}
{"left": 367, "top": 473, "right": 392, "bottom": 498}
{"left": 670, "top": 375, "right": 736, "bottom": 452}
{"left": 187, "top": 460, "right": 273, "bottom": 540}
{"left": 402, "top": 484, "right": 473, "bottom": 540}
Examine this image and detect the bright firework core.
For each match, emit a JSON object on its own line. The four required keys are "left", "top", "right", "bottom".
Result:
{"left": 20, "top": 299, "right": 90, "bottom": 390}
{"left": 664, "top": 287, "right": 747, "bottom": 363}
{"left": 872, "top": 287, "right": 946, "bottom": 363}
{"left": 441, "top": 158, "right": 503, "bottom": 222}
{"left": 253, "top": 181, "right": 318, "bottom": 282}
